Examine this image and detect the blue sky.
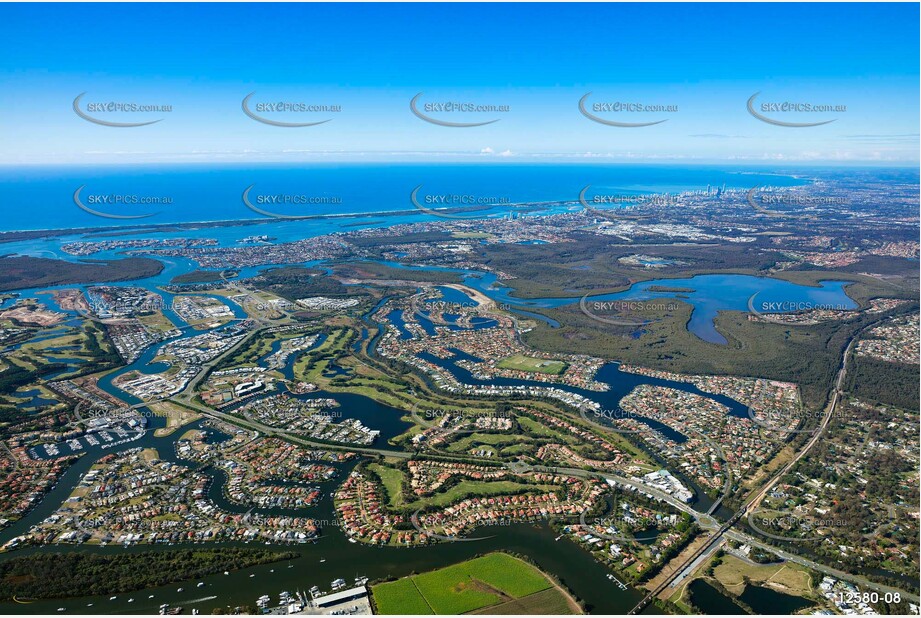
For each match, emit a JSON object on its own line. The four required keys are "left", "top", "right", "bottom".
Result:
{"left": 0, "top": 3, "right": 918, "bottom": 165}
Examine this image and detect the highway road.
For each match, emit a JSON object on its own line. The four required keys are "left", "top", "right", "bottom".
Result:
{"left": 725, "top": 529, "right": 921, "bottom": 604}
{"left": 743, "top": 335, "right": 858, "bottom": 515}
{"left": 627, "top": 318, "right": 899, "bottom": 614}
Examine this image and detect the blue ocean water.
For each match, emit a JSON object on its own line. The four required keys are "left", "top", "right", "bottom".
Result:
{"left": 0, "top": 163, "right": 806, "bottom": 233}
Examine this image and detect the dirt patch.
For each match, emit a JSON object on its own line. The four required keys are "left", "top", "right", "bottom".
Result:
{"left": 466, "top": 578, "right": 512, "bottom": 601}
{"left": 51, "top": 289, "right": 89, "bottom": 312}
{"left": 0, "top": 304, "right": 64, "bottom": 327}
{"left": 468, "top": 587, "right": 582, "bottom": 615}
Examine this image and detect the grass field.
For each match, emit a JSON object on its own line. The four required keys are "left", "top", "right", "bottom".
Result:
{"left": 372, "top": 578, "right": 433, "bottom": 615}
{"left": 497, "top": 354, "right": 568, "bottom": 375}
{"left": 367, "top": 463, "right": 551, "bottom": 512}
{"left": 516, "top": 415, "right": 566, "bottom": 437}
{"left": 134, "top": 306, "right": 179, "bottom": 334}
{"left": 445, "top": 432, "right": 530, "bottom": 453}
{"left": 402, "top": 479, "right": 552, "bottom": 511}
{"left": 150, "top": 401, "right": 201, "bottom": 437}
{"left": 372, "top": 553, "right": 569, "bottom": 615}
{"left": 713, "top": 555, "right": 813, "bottom": 597}
{"left": 368, "top": 463, "right": 405, "bottom": 507}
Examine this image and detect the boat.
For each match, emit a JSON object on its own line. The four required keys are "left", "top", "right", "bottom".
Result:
{"left": 223, "top": 571, "right": 229, "bottom": 575}
{"left": 319, "top": 559, "right": 326, "bottom": 563}
{"left": 160, "top": 604, "right": 169, "bottom": 609}
{"left": 57, "top": 608, "right": 65, "bottom": 612}
{"left": 86, "top": 604, "right": 93, "bottom": 607}
{"left": 249, "top": 574, "right": 255, "bottom": 578}
{"left": 149, "top": 595, "right": 155, "bottom": 599}
{"left": 110, "top": 597, "right": 118, "bottom": 601}
{"left": 128, "top": 598, "right": 134, "bottom": 603}
{"left": 177, "top": 588, "right": 183, "bottom": 592}
{"left": 197, "top": 582, "right": 205, "bottom": 587}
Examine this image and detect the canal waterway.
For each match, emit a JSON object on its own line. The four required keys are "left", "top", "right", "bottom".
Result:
{"left": 0, "top": 197, "right": 865, "bottom": 614}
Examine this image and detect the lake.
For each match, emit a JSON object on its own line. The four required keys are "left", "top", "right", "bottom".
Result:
{"left": 687, "top": 579, "right": 748, "bottom": 614}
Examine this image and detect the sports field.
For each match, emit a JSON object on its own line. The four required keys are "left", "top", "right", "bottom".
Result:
{"left": 371, "top": 552, "right": 580, "bottom": 614}
{"left": 497, "top": 354, "right": 568, "bottom": 375}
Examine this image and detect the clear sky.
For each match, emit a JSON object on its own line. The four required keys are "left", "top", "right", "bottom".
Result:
{"left": 1, "top": 3, "right": 918, "bottom": 165}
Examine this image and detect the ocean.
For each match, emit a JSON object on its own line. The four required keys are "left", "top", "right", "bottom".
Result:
{"left": 0, "top": 163, "right": 808, "bottom": 233}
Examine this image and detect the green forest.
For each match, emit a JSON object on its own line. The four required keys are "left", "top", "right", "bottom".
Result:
{"left": 0, "top": 549, "right": 298, "bottom": 600}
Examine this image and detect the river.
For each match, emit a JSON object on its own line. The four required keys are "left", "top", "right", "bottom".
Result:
{"left": 1, "top": 295, "right": 650, "bottom": 614}
{"left": 0, "top": 404, "right": 645, "bottom": 615}
{"left": 0, "top": 213, "right": 862, "bottom": 614}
